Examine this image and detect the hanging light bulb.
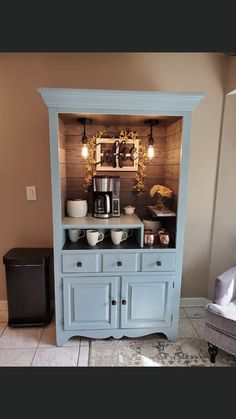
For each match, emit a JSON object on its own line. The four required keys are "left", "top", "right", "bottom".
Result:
{"left": 145, "top": 119, "right": 159, "bottom": 161}
{"left": 147, "top": 143, "right": 155, "bottom": 160}
{"left": 78, "top": 118, "right": 92, "bottom": 160}
{"left": 82, "top": 143, "right": 89, "bottom": 159}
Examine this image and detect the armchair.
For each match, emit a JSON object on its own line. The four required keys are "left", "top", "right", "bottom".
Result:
{"left": 203, "top": 265, "right": 236, "bottom": 363}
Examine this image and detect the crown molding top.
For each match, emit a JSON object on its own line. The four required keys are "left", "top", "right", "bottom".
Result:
{"left": 37, "top": 87, "right": 204, "bottom": 113}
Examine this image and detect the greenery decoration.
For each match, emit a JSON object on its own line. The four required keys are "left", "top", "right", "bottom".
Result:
{"left": 83, "top": 128, "right": 148, "bottom": 194}
{"left": 83, "top": 130, "right": 105, "bottom": 192}
{"left": 133, "top": 141, "right": 148, "bottom": 194}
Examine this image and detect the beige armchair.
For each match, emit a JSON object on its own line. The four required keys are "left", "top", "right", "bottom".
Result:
{"left": 203, "top": 265, "right": 236, "bottom": 363}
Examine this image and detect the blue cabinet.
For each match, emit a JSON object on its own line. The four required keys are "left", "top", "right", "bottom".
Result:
{"left": 63, "top": 276, "right": 119, "bottom": 330}
{"left": 37, "top": 87, "right": 204, "bottom": 346}
{"left": 63, "top": 272, "right": 174, "bottom": 332}
{"left": 121, "top": 275, "right": 174, "bottom": 328}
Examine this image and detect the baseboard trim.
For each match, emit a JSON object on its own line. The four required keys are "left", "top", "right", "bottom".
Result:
{"left": 180, "top": 298, "right": 209, "bottom": 307}
{"left": 0, "top": 301, "right": 8, "bottom": 310}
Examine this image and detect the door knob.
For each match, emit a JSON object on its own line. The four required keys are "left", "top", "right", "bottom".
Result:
{"left": 122, "top": 299, "right": 127, "bottom": 305}
{"left": 156, "top": 261, "right": 162, "bottom": 266}
{"left": 77, "top": 261, "right": 82, "bottom": 267}
{"left": 111, "top": 300, "right": 117, "bottom": 305}
{"left": 117, "top": 261, "right": 123, "bottom": 267}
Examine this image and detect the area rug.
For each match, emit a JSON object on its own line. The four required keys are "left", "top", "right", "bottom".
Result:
{"left": 88, "top": 337, "right": 236, "bottom": 367}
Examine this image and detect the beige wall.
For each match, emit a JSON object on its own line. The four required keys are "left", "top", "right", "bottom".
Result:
{"left": 208, "top": 56, "right": 236, "bottom": 298}
{"left": 0, "top": 53, "right": 227, "bottom": 300}
{"left": 208, "top": 93, "right": 236, "bottom": 297}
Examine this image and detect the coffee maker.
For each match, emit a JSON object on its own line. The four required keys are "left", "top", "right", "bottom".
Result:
{"left": 92, "top": 175, "right": 120, "bottom": 218}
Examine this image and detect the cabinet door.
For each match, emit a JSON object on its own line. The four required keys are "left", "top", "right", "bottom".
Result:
{"left": 121, "top": 275, "right": 174, "bottom": 328}
{"left": 63, "top": 276, "right": 119, "bottom": 330}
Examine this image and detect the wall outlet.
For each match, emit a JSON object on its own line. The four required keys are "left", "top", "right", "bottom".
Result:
{"left": 26, "top": 186, "right": 37, "bottom": 200}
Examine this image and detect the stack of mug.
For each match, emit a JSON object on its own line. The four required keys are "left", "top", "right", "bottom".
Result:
{"left": 68, "top": 228, "right": 133, "bottom": 246}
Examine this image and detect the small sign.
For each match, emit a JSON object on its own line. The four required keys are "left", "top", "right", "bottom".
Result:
{"left": 96, "top": 138, "right": 139, "bottom": 171}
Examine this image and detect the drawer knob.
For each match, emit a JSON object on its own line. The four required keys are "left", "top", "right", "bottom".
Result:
{"left": 122, "top": 299, "right": 127, "bottom": 305}
{"left": 112, "top": 300, "right": 117, "bottom": 305}
{"left": 77, "top": 261, "right": 82, "bottom": 267}
{"left": 117, "top": 261, "right": 123, "bottom": 267}
{"left": 156, "top": 261, "right": 162, "bottom": 266}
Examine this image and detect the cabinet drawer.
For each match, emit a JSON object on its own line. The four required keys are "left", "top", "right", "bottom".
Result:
{"left": 103, "top": 253, "right": 139, "bottom": 272}
{"left": 62, "top": 253, "right": 101, "bottom": 273}
{"left": 141, "top": 252, "right": 175, "bottom": 272}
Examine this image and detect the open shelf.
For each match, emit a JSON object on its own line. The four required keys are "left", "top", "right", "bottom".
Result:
{"left": 62, "top": 235, "right": 141, "bottom": 251}
{"left": 62, "top": 213, "right": 144, "bottom": 229}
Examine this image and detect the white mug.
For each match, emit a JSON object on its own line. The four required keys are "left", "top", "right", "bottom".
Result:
{"left": 68, "top": 229, "right": 85, "bottom": 243}
{"left": 86, "top": 229, "right": 104, "bottom": 247}
{"left": 111, "top": 229, "right": 128, "bottom": 245}
{"left": 66, "top": 199, "right": 88, "bottom": 218}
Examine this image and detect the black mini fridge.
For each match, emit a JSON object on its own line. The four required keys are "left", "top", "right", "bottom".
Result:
{"left": 3, "top": 248, "right": 53, "bottom": 327}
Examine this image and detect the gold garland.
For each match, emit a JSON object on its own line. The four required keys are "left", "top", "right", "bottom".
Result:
{"left": 133, "top": 141, "right": 148, "bottom": 194}
{"left": 120, "top": 130, "right": 148, "bottom": 194}
{"left": 83, "top": 129, "right": 148, "bottom": 194}
{"left": 83, "top": 130, "right": 105, "bottom": 192}
{"left": 119, "top": 129, "right": 138, "bottom": 140}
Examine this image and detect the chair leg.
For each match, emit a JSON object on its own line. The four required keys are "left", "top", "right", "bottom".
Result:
{"left": 208, "top": 342, "right": 218, "bottom": 363}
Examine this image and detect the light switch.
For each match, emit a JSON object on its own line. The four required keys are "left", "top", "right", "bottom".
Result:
{"left": 26, "top": 186, "right": 37, "bottom": 200}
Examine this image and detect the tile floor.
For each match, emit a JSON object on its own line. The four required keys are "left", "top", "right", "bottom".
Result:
{"left": 0, "top": 306, "right": 208, "bottom": 366}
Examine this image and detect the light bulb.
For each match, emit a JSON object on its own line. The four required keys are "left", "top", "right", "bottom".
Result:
{"left": 147, "top": 144, "right": 155, "bottom": 160}
{"left": 82, "top": 144, "right": 89, "bottom": 159}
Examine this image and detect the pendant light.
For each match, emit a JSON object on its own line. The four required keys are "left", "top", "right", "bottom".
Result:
{"left": 78, "top": 118, "right": 92, "bottom": 159}
{"left": 145, "top": 119, "right": 159, "bottom": 160}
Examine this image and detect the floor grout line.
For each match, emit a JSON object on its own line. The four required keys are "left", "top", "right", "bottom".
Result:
{"left": 30, "top": 348, "right": 38, "bottom": 367}
{"left": 182, "top": 307, "right": 188, "bottom": 317}
{"left": 30, "top": 327, "right": 45, "bottom": 367}
{"left": 87, "top": 342, "right": 91, "bottom": 367}
{"left": 181, "top": 306, "right": 206, "bottom": 321}
{"left": 188, "top": 317, "right": 201, "bottom": 338}
{"left": 0, "top": 323, "right": 8, "bottom": 337}
{"left": 77, "top": 341, "right": 90, "bottom": 367}
{"left": 76, "top": 338, "right": 81, "bottom": 366}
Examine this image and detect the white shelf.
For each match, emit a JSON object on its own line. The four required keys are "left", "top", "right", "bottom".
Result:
{"left": 62, "top": 213, "right": 144, "bottom": 229}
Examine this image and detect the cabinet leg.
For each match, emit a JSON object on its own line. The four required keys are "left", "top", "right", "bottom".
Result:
{"left": 208, "top": 342, "right": 218, "bottom": 363}
{"left": 56, "top": 333, "right": 68, "bottom": 347}
{"left": 165, "top": 330, "right": 178, "bottom": 342}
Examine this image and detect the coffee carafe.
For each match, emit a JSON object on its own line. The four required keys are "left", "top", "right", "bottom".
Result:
{"left": 92, "top": 175, "right": 120, "bottom": 218}
{"left": 94, "top": 193, "right": 111, "bottom": 215}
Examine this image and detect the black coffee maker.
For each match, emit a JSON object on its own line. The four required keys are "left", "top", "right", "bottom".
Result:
{"left": 92, "top": 175, "right": 120, "bottom": 218}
